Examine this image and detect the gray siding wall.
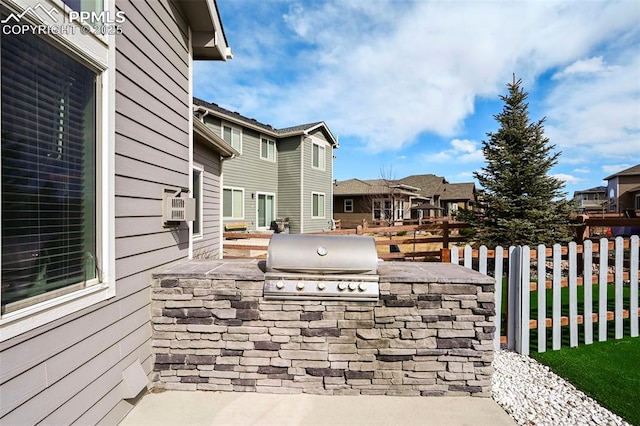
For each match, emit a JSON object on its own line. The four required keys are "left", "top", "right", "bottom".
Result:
{"left": 277, "top": 136, "right": 303, "bottom": 233}
{"left": 194, "top": 141, "right": 222, "bottom": 258}
{"left": 0, "top": 1, "right": 192, "bottom": 424}
{"left": 303, "top": 130, "right": 334, "bottom": 233}
{"left": 204, "top": 117, "right": 279, "bottom": 231}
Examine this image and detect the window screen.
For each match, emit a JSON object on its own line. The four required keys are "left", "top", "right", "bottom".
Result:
{"left": 2, "top": 28, "right": 98, "bottom": 312}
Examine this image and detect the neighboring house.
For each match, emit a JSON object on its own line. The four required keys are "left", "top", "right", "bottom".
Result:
{"left": 192, "top": 119, "right": 239, "bottom": 258}
{"left": 193, "top": 98, "right": 339, "bottom": 234}
{"left": 436, "top": 182, "right": 477, "bottom": 217}
{"left": 605, "top": 164, "right": 640, "bottom": 214}
{"left": 333, "top": 179, "right": 426, "bottom": 227}
{"left": 1, "top": 1, "right": 231, "bottom": 424}
{"left": 572, "top": 186, "right": 607, "bottom": 214}
{"left": 333, "top": 174, "right": 476, "bottom": 226}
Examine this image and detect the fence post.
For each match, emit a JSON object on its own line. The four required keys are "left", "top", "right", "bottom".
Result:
{"left": 493, "top": 246, "right": 504, "bottom": 351}
{"left": 519, "top": 246, "right": 530, "bottom": 356}
{"left": 630, "top": 235, "right": 639, "bottom": 338}
{"left": 507, "top": 246, "right": 522, "bottom": 352}
{"left": 440, "top": 248, "right": 451, "bottom": 263}
{"left": 442, "top": 220, "right": 449, "bottom": 249}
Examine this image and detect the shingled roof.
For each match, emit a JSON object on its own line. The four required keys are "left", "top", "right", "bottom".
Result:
{"left": 397, "top": 174, "right": 448, "bottom": 198}
{"left": 439, "top": 182, "right": 476, "bottom": 201}
{"left": 333, "top": 178, "right": 421, "bottom": 197}
{"left": 193, "top": 97, "right": 338, "bottom": 146}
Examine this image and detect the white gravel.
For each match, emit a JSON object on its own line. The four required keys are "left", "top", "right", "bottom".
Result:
{"left": 491, "top": 350, "right": 630, "bottom": 426}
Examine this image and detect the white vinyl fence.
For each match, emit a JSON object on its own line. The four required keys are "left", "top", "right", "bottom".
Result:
{"left": 451, "top": 236, "right": 639, "bottom": 354}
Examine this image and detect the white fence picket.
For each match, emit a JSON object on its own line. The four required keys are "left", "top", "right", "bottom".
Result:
{"left": 479, "top": 246, "right": 488, "bottom": 275}
{"left": 632, "top": 236, "right": 639, "bottom": 338}
{"left": 583, "top": 240, "right": 593, "bottom": 345}
{"left": 520, "top": 246, "right": 531, "bottom": 356}
{"left": 598, "top": 238, "right": 608, "bottom": 342}
{"left": 456, "top": 236, "right": 638, "bottom": 354}
{"left": 552, "top": 244, "right": 562, "bottom": 350}
{"left": 615, "top": 237, "right": 624, "bottom": 339}
{"left": 493, "top": 246, "right": 504, "bottom": 351}
{"left": 537, "top": 244, "right": 546, "bottom": 353}
{"left": 569, "top": 242, "right": 578, "bottom": 348}
{"left": 464, "top": 245, "right": 472, "bottom": 269}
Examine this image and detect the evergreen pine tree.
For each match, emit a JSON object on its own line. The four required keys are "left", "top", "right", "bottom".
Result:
{"left": 459, "top": 76, "right": 574, "bottom": 248}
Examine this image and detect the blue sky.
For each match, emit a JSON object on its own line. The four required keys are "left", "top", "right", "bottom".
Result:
{"left": 195, "top": 0, "right": 640, "bottom": 199}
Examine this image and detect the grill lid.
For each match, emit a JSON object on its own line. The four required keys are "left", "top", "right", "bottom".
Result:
{"left": 265, "top": 234, "right": 378, "bottom": 275}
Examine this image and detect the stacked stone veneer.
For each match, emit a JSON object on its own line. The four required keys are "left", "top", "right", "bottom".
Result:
{"left": 151, "top": 259, "right": 496, "bottom": 397}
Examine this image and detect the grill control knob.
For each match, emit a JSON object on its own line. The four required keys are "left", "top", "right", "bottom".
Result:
{"left": 317, "top": 282, "right": 326, "bottom": 291}
{"left": 276, "top": 281, "right": 285, "bottom": 290}
{"left": 358, "top": 283, "right": 368, "bottom": 292}
{"left": 296, "top": 282, "right": 305, "bottom": 290}
{"left": 338, "top": 283, "right": 347, "bottom": 291}
{"left": 348, "top": 282, "right": 357, "bottom": 291}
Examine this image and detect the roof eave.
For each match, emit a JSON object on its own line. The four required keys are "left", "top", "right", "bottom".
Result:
{"left": 178, "top": 0, "right": 233, "bottom": 61}
{"left": 193, "top": 118, "right": 238, "bottom": 157}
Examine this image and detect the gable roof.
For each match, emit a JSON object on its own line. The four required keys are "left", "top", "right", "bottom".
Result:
{"left": 439, "top": 182, "right": 476, "bottom": 201}
{"left": 604, "top": 164, "right": 640, "bottom": 180}
{"left": 193, "top": 97, "right": 338, "bottom": 147}
{"left": 397, "top": 174, "right": 448, "bottom": 198}
{"left": 333, "top": 179, "right": 421, "bottom": 198}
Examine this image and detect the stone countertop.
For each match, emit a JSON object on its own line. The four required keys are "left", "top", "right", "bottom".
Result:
{"left": 152, "top": 258, "right": 494, "bottom": 285}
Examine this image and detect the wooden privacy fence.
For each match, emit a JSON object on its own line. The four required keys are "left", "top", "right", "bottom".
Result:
{"left": 223, "top": 221, "right": 470, "bottom": 259}
{"left": 449, "top": 236, "right": 640, "bottom": 354}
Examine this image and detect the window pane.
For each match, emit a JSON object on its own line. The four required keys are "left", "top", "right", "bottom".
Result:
{"left": 2, "top": 28, "right": 97, "bottom": 310}
{"left": 318, "top": 195, "right": 324, "bottom": 217}
{"left": 312, "top": 144, "right": 319, "bottom": 168}
{"left": 232, "top": 190, "right": 242, "bottom": 218}
{"left": 192, "top": 170, "right": 201, "bottom": 235}
{"left": 258, "top": 195, "right": 266, "bottom": 227}
{"left": 223, "top": 189, "right": 232, "bottom": 217}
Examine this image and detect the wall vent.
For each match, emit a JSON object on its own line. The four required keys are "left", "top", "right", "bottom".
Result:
{"left": 162, "top": 188, "right": 195, "bottom": 226}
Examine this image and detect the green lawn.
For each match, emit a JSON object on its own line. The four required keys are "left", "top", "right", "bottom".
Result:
{"left": 532, "top": 336, "right": 640, "bottom": 426}
{"left": 499, "top": 280, "right": 633, "bottom": 351}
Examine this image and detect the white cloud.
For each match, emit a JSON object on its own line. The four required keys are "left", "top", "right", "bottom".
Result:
{"left": 573, "top": 168, "right": 590, "bottom": 174}
{"left": 552, "top": 173, "right": 582, "bottom": 184}
{"left": 430, "top": 139, "right": 484, "bottom": 163}
{"left": 198, "top": 0, "right": 639, "bottom": 158}
{"left": 602, "top": 164, "right": 634, "bottom": 175}
{"left": 552, "top": 56, "right": 614, "bottom": 78}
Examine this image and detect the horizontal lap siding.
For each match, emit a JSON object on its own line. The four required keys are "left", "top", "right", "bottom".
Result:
{"left": 0, "top": 1, "right": 192, "bottom": 424}
{"left": 277, "top": 137, "right": 302, "bottom": 233}
{"left": 194, "top": 142, "right": 222, "bottom": 258}
{"left": 303, "top": 130, "right": 334, "bottom": 233}
{"left": 220, "top": 127, "right": 279, "bottom": 230}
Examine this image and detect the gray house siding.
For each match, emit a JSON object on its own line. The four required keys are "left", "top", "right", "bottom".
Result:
{"left": 303, "top": 131, "right": 334, "bottom": 233}
{"left": 204, "top": 118, "right": 279, "bottom": 231}
{"left": 277, "top": 136, "right": 303, "bottom": 233}
{"left": 0, "top": 1, "right": 193, "bottom": 424}
{"left": 194, "top": 141, "right": 223, "bottom": 258}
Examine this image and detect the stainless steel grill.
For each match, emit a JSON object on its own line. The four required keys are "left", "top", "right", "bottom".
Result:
{"left": 264, "top": 234, "right": 379, "bottom": 301}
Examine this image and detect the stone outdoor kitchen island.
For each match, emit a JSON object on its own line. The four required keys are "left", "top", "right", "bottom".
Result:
{"left": 150, "top": 259, "right": 496, "bottom": 396}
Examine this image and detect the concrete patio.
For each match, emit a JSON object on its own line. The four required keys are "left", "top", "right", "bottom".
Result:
{"left": 120, "top": 391, "right": 515, "bottom": 426}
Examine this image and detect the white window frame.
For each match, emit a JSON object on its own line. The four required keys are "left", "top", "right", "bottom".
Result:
{"left": 0, "top": 0, "right": 116, "bottom": 342}
{"left": 344, "top": 199, "right": 354, "bottom": 213}
{"left": 396, "top": 200, "right": 405, "bottom": 220}
{"left": 635, "top": 194, "right": 640, "bottom": 211}
{"left": 312, "top": 142, "right": 325, "bottom": 171}
{"left": 223, "top": 187, "right": 244, "bottom": 220}
{"left": 372, "top": 199, "right": 392, "bottom": 221}
{"left": 256, "top": 192, "right": 276, "bottom": 229}
{"left": 222, "top": 123, "right": 242, "bottom": 153}
{"left": 312, "top": 192, "right": 326, "bottom": 219}
{"left": 192, "top": 164, "right": 204, "bottom": 240}
{"left": 260, "top": 137, "right": 276, "bottom": 162}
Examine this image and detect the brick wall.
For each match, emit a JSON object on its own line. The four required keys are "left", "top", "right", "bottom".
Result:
{"left": 151, "top": 260, "right": 496, "bottom": 396}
